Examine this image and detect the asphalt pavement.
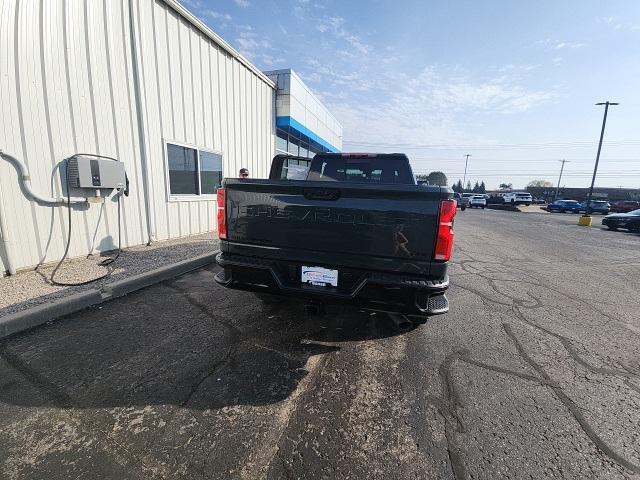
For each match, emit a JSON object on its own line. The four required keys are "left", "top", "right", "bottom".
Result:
{"left": 1, "top": 209, "right": 639, "bottom": 480}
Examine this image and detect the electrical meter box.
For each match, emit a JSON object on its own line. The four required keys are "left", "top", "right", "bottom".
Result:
{"left": 67, "top": 156, "right": 126, "bottom": 195}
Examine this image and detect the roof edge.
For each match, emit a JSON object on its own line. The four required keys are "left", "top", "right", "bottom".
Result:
{"left": 162, "top": 0, "right": 275, "bottom": 88}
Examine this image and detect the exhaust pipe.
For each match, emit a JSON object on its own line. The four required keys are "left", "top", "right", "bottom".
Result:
{"left": 388, "top": 313, "right": 413, "bottom": 331}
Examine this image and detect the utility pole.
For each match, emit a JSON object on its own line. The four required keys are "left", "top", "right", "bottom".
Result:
{"left": 462, "top": 154, "right": 471, "bottom": 191}
{"left": 555, "top": 159, "right": 570, "bottom": 200}
{"left": 585, "top": 101, "right": 618, "bottom": 214}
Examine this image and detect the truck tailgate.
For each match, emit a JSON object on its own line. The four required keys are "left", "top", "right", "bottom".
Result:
{"left": 224, "top": 180, "right": 446, "bottom": 275}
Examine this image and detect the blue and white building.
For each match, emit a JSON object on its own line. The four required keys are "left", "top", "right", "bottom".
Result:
{"left": 266, "top": 69, "right": 343, "bottom": 158}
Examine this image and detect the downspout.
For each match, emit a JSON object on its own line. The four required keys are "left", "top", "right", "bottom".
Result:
{"left": 128, "top": 0, "right": 156, "bottom": 244}
{"left": 0, "top": 186, "right": 16, "bottom": 276}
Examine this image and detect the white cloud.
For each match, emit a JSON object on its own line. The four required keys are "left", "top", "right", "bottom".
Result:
{"left": 293, "top": 0, "right": 328, "bottom": 19}
{"left": 555, "top": 41, "right": 585, "bottom": 49}
{"left": 234, "top": 0, "right": 251, "bottom": 7}
{"left": 317, "top": 66, "right": 556, "bottom": 147}
{"left": 236, "top": 30, "right": 271, "bottom": 56}
{"left": 537, "top": 38, "right": 586, "bottom": 50}
{"left": 203, "top": 10, "right": 232, "bottom": 22}
{"left": 317, "top": 16, "right": 371, "bottom": 55}
{"left": 599, "top": 16, "right": 640, "bottom": 32}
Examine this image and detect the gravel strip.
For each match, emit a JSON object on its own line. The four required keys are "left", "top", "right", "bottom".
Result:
{"left": 0, "top": 233, "right": 219, "bottom": 317}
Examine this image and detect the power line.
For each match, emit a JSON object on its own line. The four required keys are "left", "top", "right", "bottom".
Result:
{"left": 413, "top": 172, "right": 640, "bottom": 177}
{"left": 409, "top": 158, "right": 640, "bottom": 163}
{"left": 344, "top": 139, "right": 640, "bottom": 150}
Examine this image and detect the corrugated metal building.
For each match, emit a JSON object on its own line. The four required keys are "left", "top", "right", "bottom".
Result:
{"left": 0, "top": 0, "right": 341, "bottom": 275}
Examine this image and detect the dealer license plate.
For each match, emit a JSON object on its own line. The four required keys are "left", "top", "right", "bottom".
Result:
{"left": 301, "top": 266, "right": 338, "bottom": 287}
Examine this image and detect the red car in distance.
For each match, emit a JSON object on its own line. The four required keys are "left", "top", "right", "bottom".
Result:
{"left": 610, "top": 200, "right": 640, "bottom": 213}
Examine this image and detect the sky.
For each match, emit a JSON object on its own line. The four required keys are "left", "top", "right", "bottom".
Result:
{"left": 182, "top": 0, "right": 640, "bottom": 189}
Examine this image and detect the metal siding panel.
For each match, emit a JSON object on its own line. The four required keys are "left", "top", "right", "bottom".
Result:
{"left": 151, "top": 0, "right": 173, "bottom": 240}
{"left": 116, "top": 0, "right": 148, "bottom": 249}
{"left": 224, "top": 56, "right": 232, "bottom": 177}
{"left": 236, "top": 61, "right": 244, "bottom": 175}
{"left": 179, "top": 18, "right": 193, "bottom": 145}
{"left": 191, "top": 31, "right": 204, "bottom": 148}
{"left": 0, "top": 0, "right": 26, "bottom": 270}
{"left": 137, "top": 0, "right": 168, "bottom": 241}
{"left": 201, "top": 40, "right": 213, "bottom": 149}
{"left": 209, "top": 43, "right": 221, "bottom": 150}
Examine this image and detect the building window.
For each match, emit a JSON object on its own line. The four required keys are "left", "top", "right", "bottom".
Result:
{"left": 199, "top": 150, "right": 223, "bottom": 194}
{"left": 299, "top": 142, "right": 309, "bottom": 158}
{"left": 281, "top": 158, "right": 311, "bottom": 180}
{"left": 276, "top": 129, "right": 288, "bottom": 153}
{"left": 166, "top": 142, "right": 223, "bottom": 197}
{"left": 287, "top": 136, "right": 299, "bottom": 156}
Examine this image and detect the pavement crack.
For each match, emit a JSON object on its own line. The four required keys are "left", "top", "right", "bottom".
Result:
{"left": 625, "top": 380, "right": 640, "bottom": 396}
{"left": 502, "top": 322, "right": 640, "bottom": 475}
{"left": 427, "top": 350, "right": 468, "bottom": 480}
{"left": 458, "top": 355, "right": 554, "bottom": 387}
{"left": 179, "top": 345, "right": 235, "bottom": 408}
{"left": 165, "top": 283, "right": 242, "bottom": 343}
{"left": 0, "top": 344, "right": 74, "bottom": 408}
{"left": 512, "top": 306, "right": 638, "bottom": 380}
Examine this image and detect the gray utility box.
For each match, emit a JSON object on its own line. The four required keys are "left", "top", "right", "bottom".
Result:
{"left": 67, "top": 156, "right": 126, "bottom": 195}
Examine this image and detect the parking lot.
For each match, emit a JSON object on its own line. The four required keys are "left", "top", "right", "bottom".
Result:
{"left": 1, "top": 209, "right": 639, "bottom": 480}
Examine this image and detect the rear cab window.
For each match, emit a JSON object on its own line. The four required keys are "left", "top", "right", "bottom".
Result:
{"left": 307, "top": 154, "right": 415, "bottom": 184}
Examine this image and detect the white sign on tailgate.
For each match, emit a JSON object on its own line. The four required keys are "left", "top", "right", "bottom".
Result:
{"left": 301, "top": 266, "right": 338, "bottom": 287}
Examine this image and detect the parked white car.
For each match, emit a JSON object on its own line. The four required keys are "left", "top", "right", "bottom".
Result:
{"left": 469, "top": 195, "right": 487, "bottom": 209}
{"left": 501, "top": 192, "right": 532, "bottom": 205}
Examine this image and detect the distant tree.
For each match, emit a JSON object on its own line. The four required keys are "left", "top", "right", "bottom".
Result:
{"left": 499, "top": 182, "right": 513, "bottom": 190}
{"left": 527, "top": 179, "right": 554, "bottom": 187}
{"left": 479, "top": 181, "right": 486, "bottom": 193}
{"left": 466, "top": 181, "right": 472, "bottom": 192}
{"left": 472, "top": 181, "right": 481, "bottom": 193}
{"left": 425, "top": 171, "right": 448, "bottom": 187}
{"left": 452, "top": 179, "right": 464, "bottom": 193}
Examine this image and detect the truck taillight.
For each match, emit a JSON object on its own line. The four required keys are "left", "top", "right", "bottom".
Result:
{"left": 434, "top": 199, "right": 457, "bottom": 261}
{"left": 217, "top": 188, "right": 227, "bottom": 240}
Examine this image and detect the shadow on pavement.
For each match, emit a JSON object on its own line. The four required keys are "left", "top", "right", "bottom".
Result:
{"left": 0, "top": 266, "right": 413, "bottom": 411}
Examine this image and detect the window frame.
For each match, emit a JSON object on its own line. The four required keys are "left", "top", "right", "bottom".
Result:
{"left": 164, "top": 139, "right": 224, "bottom": 202}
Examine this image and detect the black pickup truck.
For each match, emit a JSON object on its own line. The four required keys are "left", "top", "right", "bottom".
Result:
{"left": 214, "top": 153, "right": 456, "bottom": 316}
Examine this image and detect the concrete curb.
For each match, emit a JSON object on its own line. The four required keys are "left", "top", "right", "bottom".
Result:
{"left": 0, "top": 252, "right": 218, "bottom": 340}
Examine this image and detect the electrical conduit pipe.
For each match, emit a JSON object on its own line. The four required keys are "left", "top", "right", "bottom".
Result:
{"left": 0, "top": 150, "right": 87, "bottom": 206}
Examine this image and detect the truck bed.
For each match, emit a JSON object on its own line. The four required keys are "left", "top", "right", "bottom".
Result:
{"left": 223, "top": 179, "right": 446, "bottom": 276}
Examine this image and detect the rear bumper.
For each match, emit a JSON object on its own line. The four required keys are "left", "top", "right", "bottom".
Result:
{"left": 215, "top": 252, "right": 450, "bottom": 316}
